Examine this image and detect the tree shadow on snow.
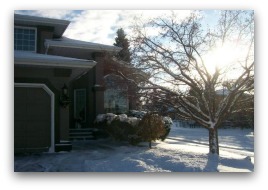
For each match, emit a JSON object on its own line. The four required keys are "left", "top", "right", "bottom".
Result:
{"left": 203, "top": 154, "right": 254, "bottom": 172}
{"left": 219, "top": 156, "right": 254, "bottom": 172}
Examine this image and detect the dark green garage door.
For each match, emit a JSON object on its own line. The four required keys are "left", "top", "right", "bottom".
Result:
{"left": 14, "top": 87, "right": 51, "bottom": 153}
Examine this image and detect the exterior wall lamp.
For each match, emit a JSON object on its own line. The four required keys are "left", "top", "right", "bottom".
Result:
{"left": 60, "top": 84, "right": 71, "bottom": 108}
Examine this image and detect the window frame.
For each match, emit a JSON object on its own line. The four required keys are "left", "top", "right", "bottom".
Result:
{"left": 14, "top": 26, "right": 37, "bottom": 52}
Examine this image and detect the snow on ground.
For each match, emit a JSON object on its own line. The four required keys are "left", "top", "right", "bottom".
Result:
{"left": 14, "top": 122, "right": 254, "bottom": 172}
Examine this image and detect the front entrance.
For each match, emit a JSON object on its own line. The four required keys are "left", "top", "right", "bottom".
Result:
{"left": 74, "top": 89, "right": 86, "bottom": 128}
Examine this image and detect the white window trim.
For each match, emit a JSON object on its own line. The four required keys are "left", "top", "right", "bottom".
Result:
{"left": 14, "top": 83, "right": 55, "bottom": 153}
{"left": 14, "top": 26, "right": 37, "bottom": 53}
{"left": 74, "top": 88, "right": 87, "bottom": 122}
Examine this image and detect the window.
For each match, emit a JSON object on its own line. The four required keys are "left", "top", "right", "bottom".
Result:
{"left": 104, "top": 89, "right": 129, "bottom": 114}
{"left": 14, "top": 27, "right": 37, "bottom": 52}
{"left": 104, "top": 74, "right": 129, "bottom": 114}
{"left": 74, "top": 89, "right": 86, "bottom": 122}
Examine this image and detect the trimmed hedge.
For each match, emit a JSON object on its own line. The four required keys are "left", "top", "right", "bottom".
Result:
{"left": 94, "top": 112, "right": 173, "bottom": 147}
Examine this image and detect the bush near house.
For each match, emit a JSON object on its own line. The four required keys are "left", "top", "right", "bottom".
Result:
{"left": 161, "top": 116, "right": 173, "bottom": 140}
{"left": 94, "top": 112, "right": 173, "bottom": 147}
{"left": 138, "top": 113, "right": 166, "bottom": 148}
{"left": 128, "top": 110, "right": 173, "bottom": 140}
{"left": 128, "top": 110, "right": 147, "bottom": 118}
{"left": 94, "top": 113, "right": 141, "bottom": 143}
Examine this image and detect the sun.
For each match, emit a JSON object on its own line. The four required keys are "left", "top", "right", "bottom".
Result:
{"left": 203, "top": 42, "right": 245, "bottom": 78}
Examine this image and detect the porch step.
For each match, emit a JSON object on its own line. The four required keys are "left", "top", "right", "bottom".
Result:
{"left": 69, "top": 128, "right": 96, "bottom": 141}
{"left": 55, "top": 140, "right": 72, "bottom": 152}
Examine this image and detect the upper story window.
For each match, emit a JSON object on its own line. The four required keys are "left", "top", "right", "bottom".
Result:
{"left": 14, "top": 26, "right": 37, "bottom": 52}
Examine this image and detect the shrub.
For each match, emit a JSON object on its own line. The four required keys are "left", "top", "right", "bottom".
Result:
{"left": 106, "top": 117, "right": 132, "bottom": 141}
{"left": 128, "top": 110, "right": 147, "bottom": 118}
{"left": 138, "top": 113, "right": 166, "bottom": 148}
{"left": 94, "top": 113, "right": 116, "bottom": 138}
{"left": 94, "top": 113, "right": 141, "bottom": 142}
{"left": 94, "top": 112, "right": 173, "bottom": 147}
{"left": 161, "top": 116, "right": 173, "bottom": 141}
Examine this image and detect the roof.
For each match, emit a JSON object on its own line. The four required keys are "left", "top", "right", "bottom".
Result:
{"left": 111, "top": 57, "right": 149, "bottom": 78}
{"left": 14, "top": 51, "right": 96, "bottom": 69}
{"left": 45, "top": 37, "right": 122, "bottom": 53}
{"left": 14, "top": 14, "right": 70, "bottom": 38}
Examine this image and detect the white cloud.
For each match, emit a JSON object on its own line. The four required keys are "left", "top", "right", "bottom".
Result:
{"left": 65, "top": 10, "right": 123, "bottom": 45}
{"left": 65, "top": 10, "right": 193, "bottom": 45}
{"left": 15, "top": 10, "right": 194, "bottom": 45}
{"left": 15, "top": 10, "right": 76, "bottom": 19}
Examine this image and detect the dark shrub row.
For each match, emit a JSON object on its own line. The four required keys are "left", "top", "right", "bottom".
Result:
{"left": 94, "top": 112, "right": 173, "bottom": 148}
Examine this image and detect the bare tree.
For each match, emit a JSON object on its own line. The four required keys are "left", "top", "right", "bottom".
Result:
{"left": 130, "top": 10, "right": 254, "bottom": 155}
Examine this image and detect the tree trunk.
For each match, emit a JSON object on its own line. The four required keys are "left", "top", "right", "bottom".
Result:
{"left": 208, "top": 128, "right": 219, "bottom": 154}
{"left": 149, "top": 141, "right": 152, "bottom": 149}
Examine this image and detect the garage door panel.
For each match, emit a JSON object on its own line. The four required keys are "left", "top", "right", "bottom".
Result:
{"left": 14, "top": 86, "right": 52, "bottom": 153}
{"left": 26, "top": 122, "right": 50, "bottom": 144}
{"left": 14, "top": 123, "right": 26, "bottom": 149}
{"left": 27, "top": 108, "right": 50, "bottom": 121}
{"left": 14, "top": 89, "right": 28, "bottom": 121}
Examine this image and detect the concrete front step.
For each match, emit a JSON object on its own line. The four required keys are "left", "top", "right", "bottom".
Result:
{"left": 69, "top": 128, "right": 96, "bottom": 141}
{"left": 69, "top": 136, "right": 95, "bottom": 141}
{"left": 55, "top": 140, "right": 72, "bottom": 152}
{"left": 69, "top": 132, "right": 93, "bottom": 136}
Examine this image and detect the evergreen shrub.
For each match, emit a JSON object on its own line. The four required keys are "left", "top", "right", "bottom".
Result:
{"left": 94, "top": 112, "right": 173, "bottom": 147}
{"left": 138, "top": 113, "right": 166, "bottom": 148}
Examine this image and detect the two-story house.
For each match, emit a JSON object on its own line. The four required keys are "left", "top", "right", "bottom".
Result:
{"left": 14, "top": 14, "right": 124, "bottom": 153}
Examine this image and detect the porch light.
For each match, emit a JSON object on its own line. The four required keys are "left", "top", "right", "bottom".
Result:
{"left": 62, "top": 84, "right": 68, "bottom": 96}
{"left": 60, "top": 83, "right": 71, "bottom": 108}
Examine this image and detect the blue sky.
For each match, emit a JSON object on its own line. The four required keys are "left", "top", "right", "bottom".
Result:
{"left": 15, "top": 10, "right": 220, "bottom": 45}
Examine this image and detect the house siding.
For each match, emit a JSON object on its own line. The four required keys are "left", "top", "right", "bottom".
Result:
{"left": 92, "top": 53, "right": 105, "bottom": 116}
{"left": 37, "top": 26, "right": 54, "bottom": 53}
{"left": 48, "top": 47, "right": 94, "bottom": 60}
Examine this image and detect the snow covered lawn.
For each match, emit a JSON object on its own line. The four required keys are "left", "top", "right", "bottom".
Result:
{"left": 14, "top": 122, "right": 254, "bottom": 172}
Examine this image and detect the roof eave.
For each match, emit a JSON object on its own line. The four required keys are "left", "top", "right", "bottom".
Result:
{"left": 14, "top": 54, "right": 96, "bottom": 69}
{"left": 15, "top": 60, "right": 96, "bottom": 69}
{"left": 45, "top": 39, "right": 122, "bottom": 53}
{"left": 14, "top": 14, "right": 70, "bottom": 26}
